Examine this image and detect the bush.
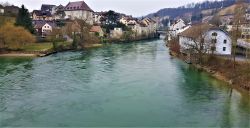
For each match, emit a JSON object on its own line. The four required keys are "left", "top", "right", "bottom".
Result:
{"left": 0, "top": 23, "right": 35, "bottom": 50}
{"left": 168, "top": 38, "right": 180, "bottom": 54}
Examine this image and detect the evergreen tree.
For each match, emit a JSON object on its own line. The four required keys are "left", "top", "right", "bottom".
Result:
{"left": 15, "top": 5, "right": 34, "bottom": 33}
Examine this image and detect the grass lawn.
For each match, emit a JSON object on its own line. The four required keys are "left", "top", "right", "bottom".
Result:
{"left": 22, "top": 42, "right": 72, "bottom": 52}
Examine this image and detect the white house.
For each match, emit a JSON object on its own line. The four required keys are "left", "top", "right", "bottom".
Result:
{"left": 167, "top": 19, "right": 189, "bottom": 40}
{"left": 0, "top": 5, "right": 4, "bottom": 14}
{"left": 241, "top": 24, "right": 250, "bottom": 39}
{"left": 42, "top": 23, "right": 54, "bottom": 35}
{"left": 119, "top": 16, "right": 128, "bottom": 25}
{"left": 93, "top": 12, "right": 104, "bottom": 24}
{"left": 110, "top": 28, "right": 123, "bottom": 39}
{"left": 170, "top": 19, "right": 186, "bottom": 31}
{"left": 33, "top": 21, "right": 56, "bottom": 37}
{"left": 64, "top": 1, "right": 94, "bottom": 25}
{"left": 179, "top": 24, "right": 232, "bottom": 55}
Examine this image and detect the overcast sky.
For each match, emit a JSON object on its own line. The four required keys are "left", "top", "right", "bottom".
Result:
{"left": 1, "top": 0, "right": 205, "bottom": 16}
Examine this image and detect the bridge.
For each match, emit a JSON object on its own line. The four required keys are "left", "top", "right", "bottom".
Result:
{"left": 156, "top": 30, "right": 167, "bottom": 35}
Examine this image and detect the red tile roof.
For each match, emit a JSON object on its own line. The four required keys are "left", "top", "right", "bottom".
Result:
{"left": 90, "top": 26, "right": 102, "bottom": 33}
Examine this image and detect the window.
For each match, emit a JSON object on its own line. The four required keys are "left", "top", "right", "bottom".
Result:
{"left": 223, "top": 47, "right": 226, "bottom": 51}
{"left": 224, "top": 40, "right": 227, "bottom": 44}
{"left": 212, "top": 32, "right": 217, "bottom": 36}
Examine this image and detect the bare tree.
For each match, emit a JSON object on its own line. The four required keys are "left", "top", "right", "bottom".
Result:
{"left": 182, "top": 24, "right": 213, "bottom": 64}
{"left": 231, "top": 0, "right": 247, "bottom": 69}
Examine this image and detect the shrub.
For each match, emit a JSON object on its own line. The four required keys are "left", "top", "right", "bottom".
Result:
{"left": 0, "top": 23, "right": 35, "bottom": 50}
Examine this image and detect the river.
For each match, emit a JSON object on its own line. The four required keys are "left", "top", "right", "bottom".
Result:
{"left": 0, "top": 39, "right": 249, "bottom": 127}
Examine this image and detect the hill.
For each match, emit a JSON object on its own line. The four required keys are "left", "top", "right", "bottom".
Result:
{"left": 218, "top": 3, "right": 250, "bottom": 16}
{"left": 146, "top": 0, "right": 250, "bottom": 19}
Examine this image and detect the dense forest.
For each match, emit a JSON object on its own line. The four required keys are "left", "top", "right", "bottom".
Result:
{"left": 147, "top": 0, "right": 249, "bottom": 19}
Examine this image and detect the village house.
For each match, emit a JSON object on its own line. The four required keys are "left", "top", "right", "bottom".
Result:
{"left": 0, "top": 5, "right": 4, "bottom": 14}
{"left": 168, "top": 19, "right": 190, "bottom": 40}
{"left": 237, "top": 39, "right": 250, "bottom": 57}
{"left": 4, "top": 5, "right": 19, "bottom": 16}
{"left": 119, "top": 16, "right": 129, "bottom": 25}
{"left": 241, "top": 24, "right": 250, "bottom": 39}
{"left": 41, "top": 4, "right": 56, "bottom": 14}
{"left": 64, "top": 1, "right": 94, "bottom": 25}
{"left": 110, "top": 28, "right": 123, "bottom": 39}
{"left": 93, "top": 12, "right": 103, "bottom": 24}
{"left": 53, "top": 5, "right": 65, "bottom": 20}
{"left": 246, "top": 8, "right": 250, "bottom": 21}
{"left": 90, "top": 26, "right": 104, "bottom": 37}
{"left": 119, "top": 16, "right": 135, "bottom": 26}
{"left": 178, "top": 24, "right": 232, "bottom": 55}
{"left": 32, "top": 10, "right": 53, "bottom": 21}
{"left": 33, "top": 20, "right": 56, "bottom": 37}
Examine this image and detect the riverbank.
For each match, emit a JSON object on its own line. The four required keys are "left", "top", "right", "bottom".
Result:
{"left": 0, "top": 43, "right": 103, "bottom": 57}
{"left": 0, "top": 36, "right": 159, "bottom": 58}
{"left": 169, "top": 48, "right": 250, "bottom": 92}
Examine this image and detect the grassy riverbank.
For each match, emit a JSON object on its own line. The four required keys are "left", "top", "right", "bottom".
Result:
{"left": 0, "top": 41, "right": 105, "bottom": 57}
{"left": 169, "top": 49, "right": 250, "bottom": 92}
{"left": 202, "top": 56, "right": 250, "bottom": 91}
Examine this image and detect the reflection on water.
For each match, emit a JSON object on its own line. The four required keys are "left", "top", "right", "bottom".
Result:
{"left": 0, "top": 40, "right": 249, "bottom": 127}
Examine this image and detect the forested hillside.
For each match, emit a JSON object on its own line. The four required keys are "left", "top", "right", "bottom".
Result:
{"left": 147, "top": 0, "right": 249, "bottom": 19}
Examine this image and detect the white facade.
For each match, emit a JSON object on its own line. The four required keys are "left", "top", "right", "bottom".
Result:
{"left": 110, "top": 28, "right": 123, "bottom": 39}
{"left": 168, "top": 19, "right": 187, "bottom": 40}
{"left": 204, "top": 30, "right": 232, "bottom": 55}
{"left": 65, "top": 10, "right": 93, "bottom": 25}
{"left": 119, "top": 17, "right": 128, "bottom": 25}
{"left": 93, "top": 14, "right": 102, "bottom": 24}
{"left": 169, "top": 19, "right": 186, "bottom": 31}
{"left": 42, "top": 23, "right": 53, "bottom": 37}
{"left": 179, "top": 29, "right": 232, "bottom": 55}
{"left": 0, "top": 8, "right": 4, "bottom": 14}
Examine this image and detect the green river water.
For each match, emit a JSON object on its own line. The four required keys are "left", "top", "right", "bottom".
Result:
{"left": 0, "top": 39, "right": 249, "bottom": 127}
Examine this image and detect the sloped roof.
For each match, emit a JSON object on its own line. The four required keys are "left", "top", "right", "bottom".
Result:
{"left": 178, "top": 23, "right": 215, "bottom": 39}
{"left": 55, "top": 5, "right": 64, "bottom": 11}
{"left": 64, "top": 1, "right": 93, "bottom": 12}
{"left": 33, "top": 20, "right": 56, "bottom": 29}
{"left": 33, "top": 10, "right": 52, "bottom": 17}
{"left": 41, "top": 4, "right": 56, "bottom": 12}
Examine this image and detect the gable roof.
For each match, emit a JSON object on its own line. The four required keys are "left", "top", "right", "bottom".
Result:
{"left": 33, "top": 20, "right": 56, "bottom": 29}
{"left": 64, "top": 1, "right": 93, "bottom": 12}
{"left": 41, "top": 4, "right": 56, "bottom": 12}
{"left": 178, "top": 23, "right": 215, "bottom": 39}
{"left": 55, "top": 4, "right": 64, "bottom": 11}
{"left": 33, "top": 10, "right": 52, "bottom": 17}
